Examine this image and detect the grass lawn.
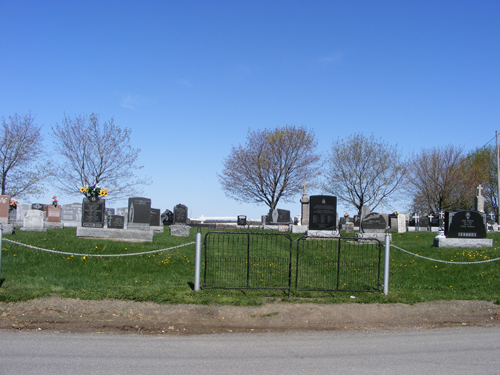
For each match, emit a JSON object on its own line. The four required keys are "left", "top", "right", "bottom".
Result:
{"left": 1, "top": 227, "right": 499, "bottom": 305}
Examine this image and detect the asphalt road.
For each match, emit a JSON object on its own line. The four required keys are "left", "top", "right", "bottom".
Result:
{"left": 1, "top": 327, "right": 499, "bottom": 375}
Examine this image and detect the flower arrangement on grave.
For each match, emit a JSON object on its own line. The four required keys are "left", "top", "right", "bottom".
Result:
{"left": 9, "top": 199, "right": 18, "bottom": 210}
{"left": 393, "top": 210, "right": 399, "bottom": 215}
{"left": 80, "top": 184, "right": 109, "bottom": 199}
{"left": 51, "top": 195, "right": 59, "bottom": 207}
{"left": 344, "top": 213, "right": 349, "bottom": 218}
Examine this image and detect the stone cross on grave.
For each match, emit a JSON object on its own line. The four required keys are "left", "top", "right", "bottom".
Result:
{"left": 428, "top": 214, "right": 434, "bottom": 222}
{"left": 414, "top": 213, "right": 420, "bottom": 232}
{"left": 301, "top": 181, "right": 308, "bottom": 196}
{"left": 477, "top": 184, "right": 483, "bottom": 197}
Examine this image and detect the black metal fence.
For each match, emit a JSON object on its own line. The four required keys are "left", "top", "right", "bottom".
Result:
{"left": 203, "top": 232, "right": 382, "bottom": 292}
{"left": 203, "top": 231, "right": 293, "bottom": 289}
{"left": 295, "top": 237, "right": 382, "bottom": 292}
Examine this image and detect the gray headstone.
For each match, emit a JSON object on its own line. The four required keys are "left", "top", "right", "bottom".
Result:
{"left": 128, "top": 197, "right": 152, "bottom": 230}
{"left": 150, "top": 208, "right": 161, "bottom": 227}
{"left": 21, "top": 209, "right": 46, "bottom": 231}
{"left": 361, "top": 212, "right": 387, "bottom": 233}
{"left": 174, "top": 204, "right": 188, "bottom": 225}
{"left": 265, "top": 209, "right": 291, "bottom": 224}
{"left": 107, "top": 215, "right": 125, "bottom": 229}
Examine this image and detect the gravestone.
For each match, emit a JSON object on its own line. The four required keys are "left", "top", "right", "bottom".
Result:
{"left": 61, "top": 203, "right": 83, "bottom": 227}
{"left": 81, "top": 198, "right": 105, "bottom": 228}
{"left": 360, "top": 205, "right": 371, "bottom": 222}
{"left": 361, "top": 212, "right": 387, "bottom": 233}
{"left": 474, "top": 184, "right": 485, "bottom": 213}
{"left": 107, "top": 215, "right": 125, "bottom": 229}
{"left": 8, "top": 207, "right": 16, "bottom": 223}
{"left": 237, "top": 215, "right": 247, "bottom": 226}
{"left": 309, "top": 195, "right": 337, "bottom": 231}
{"left": 16, "top": 203, "right": 31, "bottom": 225}
{"left": 389, "top": 214, "right": 398, "bottom": 232}
{"left": 128, "top": 197, "right": 152, "bottom": 230}
{"left": 150, "top": 208, "right": 161, "bottom": 227}
{"left": 161, "top": 209, "right": 174, "bottom": 225}
{"left": 31, "top": 203, "right": 45, "bottom": 211}
{"left": 116, "top": 207, "right": 129, "bottom": 227}
{"left": 344, "top": 222, "right": 354, "bottom": 233}
{"left": 445, "top": 210, "right": 487, "bottom": 239}
{"left": 0, "top": 195, "right": 10, "bottom": 224}
{"left": 265, "top": 209, "right": 291, "bottom": 224}
{"left": 44, "top": 205, "right": 61, "bottom": 223}
{"left": 419, "top": 216, "right": 430, "bottom": 231}
{"left": 20, "top": 209, "right": 46, "bottom": 232}
{"left": 174, "top": 204, "right": 188, "bottom": 225}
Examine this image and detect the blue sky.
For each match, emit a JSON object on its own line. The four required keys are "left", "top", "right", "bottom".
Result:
{"left": 1, "top": 0, "right": 499, "bottom": 219}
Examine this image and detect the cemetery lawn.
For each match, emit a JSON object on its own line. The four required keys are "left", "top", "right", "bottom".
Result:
{"left": 1, "top": 228, "right": 500, "bottom": 305}
{"left": 2, "top": 228, "right": 500, "bottom": 334}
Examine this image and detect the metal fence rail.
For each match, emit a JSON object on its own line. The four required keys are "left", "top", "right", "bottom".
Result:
{"left": 203, "top": 231, "right": 292, "bottom": 289}
{"left": 295, "top": 237, "right": 382, "bottom": 292}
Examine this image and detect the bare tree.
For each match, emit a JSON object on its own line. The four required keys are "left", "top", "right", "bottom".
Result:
{"left": 218, "top": 125, "right": 322, "bottom": 209}
{"left": 52, "top": 113, "right": 150, "bottom": 202}
{"left": 407, "top": 144, "right": 467, "bottom": 214}
{"left": 0, "top": 112, "right": 50, "bottom": 198}
{"left": 323, "top": 133, "right": 407, "bottom": 216}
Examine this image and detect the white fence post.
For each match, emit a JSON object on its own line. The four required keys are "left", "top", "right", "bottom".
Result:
{"left": 194, "top": 232, "right": 201, "bottom": 291}
{"left": 384, "top": 233, "right": 390, "bottom": 295}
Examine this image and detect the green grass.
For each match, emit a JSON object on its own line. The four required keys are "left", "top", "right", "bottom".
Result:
{"left": 1, "top": 227, "right": 500, "bottom": 305}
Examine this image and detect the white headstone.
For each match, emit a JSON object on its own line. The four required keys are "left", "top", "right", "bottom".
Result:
{"left": 21, "top": 210, "right": 46, "bottom": 231}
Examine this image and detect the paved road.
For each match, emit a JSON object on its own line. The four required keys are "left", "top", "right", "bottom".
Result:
{"left": 1, "top": 327, "right": 499, "bottom": 374}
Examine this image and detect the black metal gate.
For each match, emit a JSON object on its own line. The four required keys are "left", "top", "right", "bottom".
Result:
{"left": 203, "top": 232, "right": 382, "bottom": 292}
{"left": 203, "top": 232, "right": 292, "bottom": 290}
{"left": 295, "top": 236, "right": 382, "bottom": 292}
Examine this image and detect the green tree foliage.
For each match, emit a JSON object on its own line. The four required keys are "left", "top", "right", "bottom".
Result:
{"left": 52, "top": 113, "right": 150, "bottom": 202}
{"left": 0, "top": 112, "right": 50, "bottom": 198}
{"left": 218, "top": 125, "right": 322, "bottom": 209}
{"left": 323, "top": 133, "right": 407, "bottom": 216}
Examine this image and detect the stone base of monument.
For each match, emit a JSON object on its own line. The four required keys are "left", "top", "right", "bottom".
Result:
{"left": 306, "top": 230, "right": 340, "bottom": 238}
{"left": 1, "top": 224, "right": 15, "bottom": 234}
{"left": 63, "top": 221, "right": 81, "bottom": 228}
{"left": 45, "top": 222, "right": 64, "bottom": 229}
{"left": 355, "top": 232, "right": 391, "bottom": 243}
{"left": 433, "top": 236, "right": 493, "bottom": 248}
{"left": 151, "top": 225, "right": 164, "bottom": 233}
{"left": 291, "top": 225, "right": 308, "bottom": 234}
{"left": 170, "top": 224, "right": 190, "bottom": 237}
{"left": 20, "top": 227, "right": 47, "bottom": 232}
{"left": 76, "top": 227, "right": 154, "bottom": 242}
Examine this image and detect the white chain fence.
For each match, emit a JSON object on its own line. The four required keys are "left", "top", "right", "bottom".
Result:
{"left": 2, "top": 238, "right": 196, "bottom": 257}
{"left": 390, "top": 244, "right": 500, "bottom": 265}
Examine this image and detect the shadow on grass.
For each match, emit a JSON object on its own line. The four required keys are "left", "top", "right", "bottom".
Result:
{"left": 0, "top": 278, "right": 4, "bottom": 287}
{"left": 187, "top": 282, "right": 194, "bottom": 290}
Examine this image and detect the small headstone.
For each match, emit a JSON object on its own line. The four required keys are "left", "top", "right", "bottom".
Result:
{"left": 107, "top": 215, "right": 125, "bottom": 229}
{"left": 361, "top": 212, "right": 387, "bottom": 233}
{"left": 309, "top": 195, "right": 337, "bottom": 231}
{"left": 344, "top": 222, "right": 354, "bottom": 233}
{"left": 150, "top": 208, "right": 161, "bottom": 227}
{"left": 474, "top": 184, "right": 485, "bottom": 213}
{"left": 128, "top": 197, "right": 152, "bottom": 230}
{"left": 116, "top": 207, "right": 129, "bottom": 226}
{"left": 265, "top": 209, "right": 291, "bottom": 224}
{"left": 419, "top": 216, "right": 430, "bottom": 231}
{"left": 161, "top": 209, "right": 174, "bottom": 225}
{"left": 31, "top": 203, "right": 45, "bottom": 211}
{"left": 16, "top": 203, "right": 31, "bottom": 224}
{"left": 81, "top": 198, "right": 106, "bottom": 228}
{"left": 360, "top": 205, "right": 371, "bottom": 222}
{"left": 44, "top": 205, "right": 62, "bottom": 223}
{"left": 237, "top": 215, "right": 247, "bottom": 226}
{"left": 21, "top": 209, "right": 46, "bottom": 231}
{"left": 61, "top": 203, "right": 83, "bottom": 227}
{"left": 0, "top": 195, "right": 10, "bottom": 224}
{"left": 445, "top": 210, "right": 487, "bottom": 239}
{"left": 8, "top": 207, "right": 16, "bottom": 223}
{"left": 174, "top": 204, "right": 189, "bottom": 225}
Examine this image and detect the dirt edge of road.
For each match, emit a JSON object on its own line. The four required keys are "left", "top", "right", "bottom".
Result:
{"left": 1, "top": 297, "right": 500, "bottom": 335}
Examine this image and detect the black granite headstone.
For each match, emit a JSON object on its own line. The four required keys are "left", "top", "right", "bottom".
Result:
{"left": 265, "top": 209, "right": 291, "bottom": 224}
{"left": 161, "top": 209, "right": 174, "bottom": 225}
{"left": 445, "top": 210, "right": 487, "bottom": 239}
{"left": 128, "top": 197, "right": 152, "bottom": 230}
{"left": 174, "top": 204, "right": 188, "bottom": 224}
{"left": 360, "top": 212, "right": 387, "bottom": 233}
{"left": 237, "top": 215, "right": 247, "bottom": 226}
{"left": 31, "top": 203, "right": 45, "bottom": 211}
{"left": 150, "top": 208, "right": 161, "bottom": 227}
{"left": 108, "top": 215, "right": 125, "bottom": 229}
{"left": 309, "top": 195, "right": 337, "bottom": 231}
{"left": 419, "top": 216, "right": 430, "bottom": 229}
{"left": 82, "top": 198, "right": 105, "bottom": 228}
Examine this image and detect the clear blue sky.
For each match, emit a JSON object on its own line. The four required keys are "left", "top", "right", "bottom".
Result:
{"left": 1, "top": 0, "right": 499, "bottom": 219}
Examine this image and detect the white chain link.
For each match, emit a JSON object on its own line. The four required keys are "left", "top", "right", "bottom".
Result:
{"left": 390, "top": 244, "right": 500, "bottom": 265}
{"left": 2, "top": 238, "right": 195, "bottom": 257}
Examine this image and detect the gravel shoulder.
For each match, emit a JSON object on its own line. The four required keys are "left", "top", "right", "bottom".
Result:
{"left": 2, "top": 297, "right": 500, "bottom": 335}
